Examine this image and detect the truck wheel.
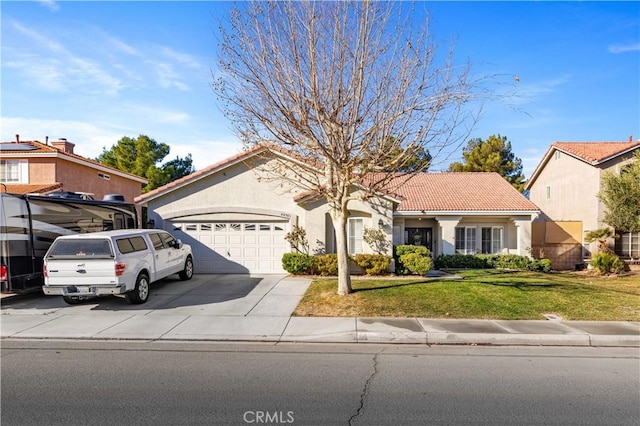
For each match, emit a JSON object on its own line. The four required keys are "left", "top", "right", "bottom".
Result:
{"left": 179, "top": 256, "right": 194, "bottom": 281}
{"left": 62, "top": 296, "right": 83, "bottom": 305}
{"left": 126, "top": 273, "right": 150, "bottom": 304}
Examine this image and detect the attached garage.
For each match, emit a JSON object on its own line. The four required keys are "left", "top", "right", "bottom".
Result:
{"left": 173, "top": 221, "right": 289, "bottom": 274}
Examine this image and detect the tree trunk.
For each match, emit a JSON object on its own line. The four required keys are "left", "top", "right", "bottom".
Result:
{"left": 333, "top": 210, "right": 352, "bottom": 295}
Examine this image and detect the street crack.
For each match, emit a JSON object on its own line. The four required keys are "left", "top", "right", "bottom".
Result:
{"left": 348, "top": 352, "right": 380, "bottom": 425}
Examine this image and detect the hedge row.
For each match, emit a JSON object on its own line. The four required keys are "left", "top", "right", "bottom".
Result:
{"left": 434, "top": 253, "right": 552, "bottom": 272}
{"left": 282, "top": 253, "right": 391, "bottom": 276}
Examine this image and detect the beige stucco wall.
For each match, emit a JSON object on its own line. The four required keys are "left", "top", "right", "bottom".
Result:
{"left": 143, "top": 157, "right": 395, "bottom": 256}
{"left": 529, "top": 149, "right": 637, "bottom": 255}
{"left": 529, "top": 151, "right": 600, "bottom": 230}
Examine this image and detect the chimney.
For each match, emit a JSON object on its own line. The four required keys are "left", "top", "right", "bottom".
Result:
{"left": 45, "top": 136, "right": 49, "bottom": 145}
{"left": 629, "top": 135, "right": 633, "bottom": 143}
{"left": 15, "top": 134, "right": 19, "bottom": 144}
{"left": 51, "top": 138, "right": 75, "bottom": 154}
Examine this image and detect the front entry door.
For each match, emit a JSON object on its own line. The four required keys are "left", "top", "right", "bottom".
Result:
{"left": 405, "top": 227, "right": 433, "bottom": 251}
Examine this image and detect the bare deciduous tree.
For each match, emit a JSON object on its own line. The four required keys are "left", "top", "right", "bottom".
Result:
{"left": 213, "top": 1, "right": 484, "bottom": 295}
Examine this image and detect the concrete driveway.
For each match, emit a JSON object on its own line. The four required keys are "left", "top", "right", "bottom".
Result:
{"left": 0, "top": 274, "right": 312, "bottom": 340}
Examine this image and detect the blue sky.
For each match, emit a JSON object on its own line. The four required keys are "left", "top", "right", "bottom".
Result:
{"left": 2, "top": 1, "right": 639, "bottom": 177}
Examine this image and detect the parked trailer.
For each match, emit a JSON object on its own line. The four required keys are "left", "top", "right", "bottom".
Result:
{"left": 0, "top": 193, "right": 138, "bottom": 294}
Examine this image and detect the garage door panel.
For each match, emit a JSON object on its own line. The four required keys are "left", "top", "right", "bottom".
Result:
{"left": 243, "top": 235, "right": 257, "bottom": 244}
{"left": 174, "top": 220, "right": 288, "bottom": 274}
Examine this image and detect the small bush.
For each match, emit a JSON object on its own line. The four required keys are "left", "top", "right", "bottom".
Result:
{"left": 282, "top": 253, "right": 316, "bottom": 275}
{"left": 395, "top": 245, "right": 432, "bottom": 275}
{"left": 316, "top": 254, "right": 339, "bottom": 276}
{"left": 354, "top": 254, "right": 392, "bottom": 275}
{"left": 400, "top": 252, "right": 432, "bottom": 275}
{"left": 530, "top": 258, "right": 552, "bottom": 272}
{"left": 589, "top": 252, "right": 625, "bottom": 275}
{"left": 489, "top": 254, "right": 536, "bottom": 270}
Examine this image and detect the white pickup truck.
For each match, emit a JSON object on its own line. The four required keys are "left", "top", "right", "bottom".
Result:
{"left": 43, "top": 229, "right": 193, "bottom": 304}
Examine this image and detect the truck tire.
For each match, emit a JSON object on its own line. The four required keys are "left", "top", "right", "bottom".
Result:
{"left": 126, "top": 273, "right": 150, "bottom": 304}
{"left": 179, "top": 256, "right": 194, "bottom": 281}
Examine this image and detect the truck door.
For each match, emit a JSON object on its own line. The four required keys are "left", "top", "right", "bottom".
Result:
{"left": 148, "top": 232, "right": 170, "bottom": 279}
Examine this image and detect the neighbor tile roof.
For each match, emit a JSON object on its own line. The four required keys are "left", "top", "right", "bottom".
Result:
{"left": 0, "top": 140, "right": 147, "bottom": 183}
{"left": 552, "top": 141, "right": 640, "bottom": 164}
{"left": 389, "top": 172, "right": 539, "bottom": 212}
{"left": 2, "top": 183, "right": 63, "bottom": 195}
{"left": 525, "top": 140, "right": 640, "bottom": 190}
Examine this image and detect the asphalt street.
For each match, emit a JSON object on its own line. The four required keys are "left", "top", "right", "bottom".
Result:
{"left": 1, "top": 341, "right": 638, "bottom": 426}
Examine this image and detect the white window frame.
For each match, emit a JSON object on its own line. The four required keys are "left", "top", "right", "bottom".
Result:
{"left": 455, "top": 226, "right": 477, "bottom": 254}
{"left": 348, "top": 218, "right": 364, "bottom": 255}
{"left": 616, "top": 231, "right": 640, "bottom": 258}
{"left": 0, "top": 159, "right": 28, "bottom": 183}
{"left": 481, "top": 226, "right": 504, "bottom": 254}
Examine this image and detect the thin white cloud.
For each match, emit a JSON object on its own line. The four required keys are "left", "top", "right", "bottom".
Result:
{"left": 511, "top": 74, "right": 573, "bottom": 105}
{"left": 160, "top": 46, "right": 202, "bottom": 69}
{"left": 608, "top": 43, "right": 640, "bottom": 54}
{"left": 37, "top": 0, "right": 59, "bottom": 12}
{"left": 1, "top": 117, "right": 241, "bottom": 171}
{"left": 0, "top": 117, "right": 125, "bottom": 160}
{"left": 7, "top": 20, "right": 123, "bottom": 95}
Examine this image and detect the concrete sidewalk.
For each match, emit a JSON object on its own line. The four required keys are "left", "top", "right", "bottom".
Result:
{"left": 1, "top": 275, "right": 638, "bottom": 347}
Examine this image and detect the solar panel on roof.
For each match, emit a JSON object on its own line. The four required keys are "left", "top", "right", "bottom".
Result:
{"left": 0, "top": 143, "right": 38, "bottom": 151}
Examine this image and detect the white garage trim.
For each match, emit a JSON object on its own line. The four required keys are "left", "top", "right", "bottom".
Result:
{"left": 173, "top": 220, "right": 289, "bottom": 274}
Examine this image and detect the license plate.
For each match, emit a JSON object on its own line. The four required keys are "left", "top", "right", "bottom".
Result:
{"left": 66, "top": 286, "right": 91, "bottom": 294}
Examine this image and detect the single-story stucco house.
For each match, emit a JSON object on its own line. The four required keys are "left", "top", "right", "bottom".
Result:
{"left": 135, "top": 145, "right": 540, "bottom": 274}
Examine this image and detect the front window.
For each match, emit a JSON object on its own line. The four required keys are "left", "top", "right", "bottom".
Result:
{"left": 455, "top": 227, "right": 477, "bottom": 254}
{"left": 481, "top": 227, "right": 503, "bottom": 254}
{"left": 616, "top": 232, "right": 640, "bottom": 258}
{"left": 348, "top": 218, "right": 364, "bottom": 254}
{"left": 0, "top": 159, "right": 28, "bottom": 183}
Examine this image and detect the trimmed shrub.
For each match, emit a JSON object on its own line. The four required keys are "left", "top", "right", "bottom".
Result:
{"left": 530, "top": 258, "right": 553, "bottom": 272}
{"left": 316, "top": 254, "right": 339, "bottom": 276}
{"left": 589, "top": 252, "right": 625, "bottom": 275}
{"left": 395, "top": 245, "right": 432, "bottom": 275}
{"left": 435, "top": 254, "right": 489, "bottom": 269}
{"left": 282, "top": 252, "right": 316, "bottom": 275}
{"left": 400, "top": 252, "right": 432, "bottom": 275}
{"left": 354, "top": 254, "right": 392, "bottom": 275}
{"left": 435, "top": 253, "right": 553, "bottom": 272}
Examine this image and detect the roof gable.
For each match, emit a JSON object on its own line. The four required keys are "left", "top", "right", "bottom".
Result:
{"left": 0, "top": 140, "right": 148, "bottom": 184}
{"left": 525, "top": 141, "right": 640, "bottom": 190}
{"left": 552, "top": 141, "right": 640, "bottom": 164}
{"left": 137, "top": 143, "right": 538, "bottom": 213}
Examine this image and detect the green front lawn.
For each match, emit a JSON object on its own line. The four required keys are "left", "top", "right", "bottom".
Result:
{"left": 293, "top": 270, "right": 640, "bottom": 321}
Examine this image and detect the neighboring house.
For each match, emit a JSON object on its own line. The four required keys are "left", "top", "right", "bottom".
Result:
{"left": 0, "top": 137, "right": 147, "bottom": 202}
{"left": 136, "top": 145, "right": 539, "bottom": 274}
{"left": 526, "top": 139, "right": 640, "bottom": 263}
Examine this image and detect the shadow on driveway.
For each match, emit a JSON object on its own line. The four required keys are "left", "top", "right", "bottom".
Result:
{"left": 0, "top": 274, "right": 284, "bottom": 315}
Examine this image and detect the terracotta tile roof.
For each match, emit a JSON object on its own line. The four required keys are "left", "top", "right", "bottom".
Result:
{"left": 0, "top": 140, "right": 147, "bottom": 183}
{"left": 552, "top": 141, "right": 640, "bottom": 164}
{"left": 137, "top": 145, "right": 538, "bottom": 212}
{"left": 525, "top": 140, "right": 640, "bottom": 190}
{"left": 2, "top": 183, "right": 63, "bottom": 195}
{"left": 389, "top": 172, "right": 539, "bottom": 212}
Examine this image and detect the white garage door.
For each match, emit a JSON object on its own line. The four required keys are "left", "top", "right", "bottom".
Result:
{"left": 173, "top": 221, "right": 289, "bottom": 273}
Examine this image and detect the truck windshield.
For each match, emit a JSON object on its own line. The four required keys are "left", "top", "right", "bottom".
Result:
{"left": 47, "top": 239, "right": 113, "bottom": 258}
